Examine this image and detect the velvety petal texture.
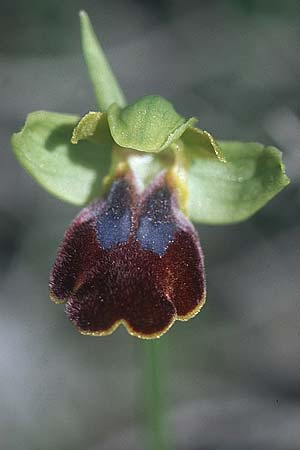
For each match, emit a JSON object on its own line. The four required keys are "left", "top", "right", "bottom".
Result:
{"left": 49, "top": 171, "right": 205, "bottom": 338}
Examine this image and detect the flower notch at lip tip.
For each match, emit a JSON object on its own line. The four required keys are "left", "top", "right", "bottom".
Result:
{"left": 49, "top": 171, "right": 206, "bottom": 339}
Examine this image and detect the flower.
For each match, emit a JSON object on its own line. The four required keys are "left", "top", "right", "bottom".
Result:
{"left": 11, "top": 11, "right": 289, "bottom": 340}
{"left": 49, "top": 171, "right": 205, "bottom": 339}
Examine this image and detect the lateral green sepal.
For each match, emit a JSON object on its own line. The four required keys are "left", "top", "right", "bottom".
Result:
{"left": 11, "top": 110, "right": 111, "bottom": 205}
{"left": 185, "top": 140, "right": 290, "bottom": 224}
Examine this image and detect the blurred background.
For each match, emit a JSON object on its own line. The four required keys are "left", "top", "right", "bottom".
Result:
{"left": 1, "top": 0, "right": 300, "bottom": 449}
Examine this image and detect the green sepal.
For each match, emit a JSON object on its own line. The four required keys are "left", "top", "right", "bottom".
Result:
{"left": 186, "top": 141, "right": 290, "bottom": 224}
{"left": 11, "top": 111, "right": 111, "bottom": 205}
{"left": 107, "top": 95, "right": 197, "bottom": 152}
{"left": 71, "top": 111, "right": 113, "bottom": 146}
{"left": 79, "top": 11, "right": 126, "bottom": 110}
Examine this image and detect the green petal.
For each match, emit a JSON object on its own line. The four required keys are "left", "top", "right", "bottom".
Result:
{"left": 186, "top": 141, "right": 290, "bottom": 224}
{"left": 107, "top": 95, "right": 197, "bottom": 152}
{"left": 182, "top": 126, "right": 226, "bottom": 162}
{"left": 79, "top": 11, "right": 126, "bottom": 110}
{"left": 71, "top": 111, "right": 113, "bottom": 146}
{"left": 11, "top": 111, "right": 111, "bottom": 205}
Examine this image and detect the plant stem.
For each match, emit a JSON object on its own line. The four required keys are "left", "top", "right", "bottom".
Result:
{"left": 144, "top": 339, "right": 170, "bottom": 450}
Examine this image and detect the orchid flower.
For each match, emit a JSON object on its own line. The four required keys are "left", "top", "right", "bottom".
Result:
{"left": 11, "top": 12, "right": 289, "bottom": 339}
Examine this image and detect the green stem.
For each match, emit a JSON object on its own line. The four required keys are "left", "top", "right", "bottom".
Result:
{"left": 144, "top": 339, "right": 170, "bottom": 450}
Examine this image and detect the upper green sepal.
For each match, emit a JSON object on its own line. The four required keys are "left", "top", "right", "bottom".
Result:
{"left": 11, "top": 111, "right": 111, "bottom": 205}
{"left": 107, "top": 95, "right": 197, "bottom": 152}
{"left": 79, "top": 10, "right": 126, "bottom": 110}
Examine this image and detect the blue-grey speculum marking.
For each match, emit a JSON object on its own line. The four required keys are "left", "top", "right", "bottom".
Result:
{"left": 96, "top": 179, "right": 132, "bottom": 249}
{"left": 137, "top": 186, "right": 176, "bottom": 256}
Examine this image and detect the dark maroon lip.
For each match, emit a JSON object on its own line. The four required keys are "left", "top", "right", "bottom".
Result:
{"left": 49, "top": 171, "right": 206, "bottom": 338}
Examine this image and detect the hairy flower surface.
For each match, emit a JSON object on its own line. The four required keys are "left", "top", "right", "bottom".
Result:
{"left": 49, "top": 172, "right": 205, "bottom": 338}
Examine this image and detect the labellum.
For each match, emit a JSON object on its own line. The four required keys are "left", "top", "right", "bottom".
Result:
{"left": 49, "top": 171, "right": 206, "bottom": 338}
